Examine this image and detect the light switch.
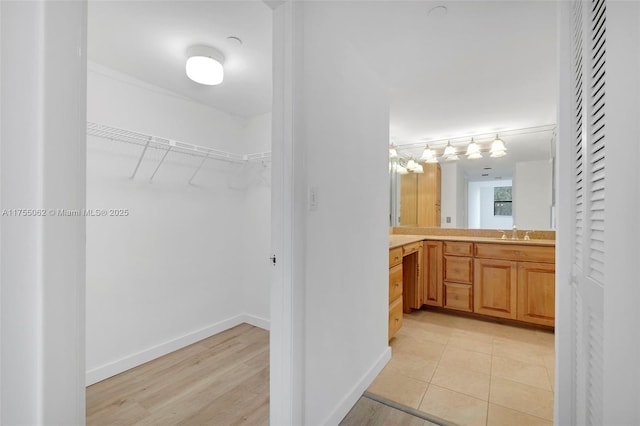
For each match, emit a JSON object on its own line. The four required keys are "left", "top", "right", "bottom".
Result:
{"left": 309, "top": 187, "right": 318, "bottom": 211}
{"left": 446, "top": 216, "right": 451, "bottom": 223}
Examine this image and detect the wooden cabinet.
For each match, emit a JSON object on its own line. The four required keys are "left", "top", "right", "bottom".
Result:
{"left": 423, "top": 241, "right": 443, "bottom": 307}
{"left": 388, "top": 297, "right": 403, "bottom": 340}
{"left": 474, "top": 258, "right": 518, "bottom": 319}
{"left": 388, "top": 248, "right": 403, "bottom": 340}
{"left": 442, "top": 241, "right": 473, "bottom": 312}
{"left": 444, "top": 282, "right": 473, "bottom": 312}
{"left": 389, "top": 237, "right": 555, "bottom": 330}
{"left": 475, "top": 243, "right": 555, "bottom": 264}
{"left": 517, "top": 262, "right": 555, "bottom": 326}
{"left": 399, "top": 163, "right": 441, "bottom": 227}
{"left": 402, "top": 243, "right": 423, "bottom": 312}
{"left": 474, "top": 245, "right": 556, "bottom": 326}
{"left": 417, "top": 163, "right": 441, "bottom": 227}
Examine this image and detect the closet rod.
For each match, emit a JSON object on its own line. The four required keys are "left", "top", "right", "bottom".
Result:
{"left": 86, "top": 122, "right": 271, "bottom": 164}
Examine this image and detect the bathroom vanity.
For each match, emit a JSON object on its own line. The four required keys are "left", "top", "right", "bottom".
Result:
{"left": 388, "top": 229, "right": 555, "bottom": 340}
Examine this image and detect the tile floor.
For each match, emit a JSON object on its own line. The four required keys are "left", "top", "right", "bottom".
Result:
{"left": 367, "top": 310, "right": 554, "bottom": 426}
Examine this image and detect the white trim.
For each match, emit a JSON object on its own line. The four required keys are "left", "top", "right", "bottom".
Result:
{"left": 85, "top": 314, "right": 269, "bottom": 386}
{"left": 243, "top": 314, "right": 271, "bottom": 331}
{"left": 320, "top": 347, "right": 392, "bottom": 426}
{"left": 270, "top": 1, "right": 304, "bottom": 425}
{"left": 555, "top": 2, "right": 574, "bottom": 425}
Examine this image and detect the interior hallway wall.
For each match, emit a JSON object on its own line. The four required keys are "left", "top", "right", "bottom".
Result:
{"left": 85, "top": 63, "right": 270, "bottom": 384}
{"left": 294, "top": 2, "right": 391, "bottom": 423}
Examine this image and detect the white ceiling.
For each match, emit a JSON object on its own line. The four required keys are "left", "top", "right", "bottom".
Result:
{"left": 87, "top": 1, "right": 557, "bottom": 179}
{"left": 88, "top": 1, "right": 273, "bottom": 118}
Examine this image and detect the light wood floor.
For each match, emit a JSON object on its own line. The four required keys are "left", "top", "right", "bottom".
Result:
{"left": 86, "top": 323, "right": 269, "bottom": 425}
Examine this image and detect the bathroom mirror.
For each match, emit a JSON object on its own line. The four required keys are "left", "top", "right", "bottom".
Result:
{"left": 390, "top": 128, "right": 556, "bottom": 231}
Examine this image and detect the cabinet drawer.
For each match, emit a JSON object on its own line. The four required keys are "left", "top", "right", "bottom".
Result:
{"left": 444, "top": 241, "right": 473, "bottom": 256}
{"left": 389, "top": 247, "right": 403, "bottom": 267}
{"left": 474, "top": 243, "right": 555, "bottom": 263}
{"left": 388, "top": 297, "right": 403, "bottom": 340}
{"left": 402, "top": 242, "right": 421, "bottom": 257}
{"left": 443, "top": 282, "right": 473, "bottom": 312}
{"left": 443, "top": 255, "right": 473, "bottom": 284}
{"left": 388, "top": 264, "right": 403, "bottom": 303}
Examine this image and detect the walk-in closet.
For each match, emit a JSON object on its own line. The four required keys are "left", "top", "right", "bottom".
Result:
{"left": 84, "top": 2, "right": 273, "bottom": 422}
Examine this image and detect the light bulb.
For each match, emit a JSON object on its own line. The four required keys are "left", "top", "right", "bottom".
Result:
{"left": 466, "top": 138, "right": 482, "bottom": 159}
{"left": 407, "top": 158, "right": 418, "bottom": 171}
{"left": 389, "top": 145, "right": 398, "bottom": 158}
{"left": 420, "top": 145, "right": 435, "bottom": 161}
{"left": 490, "top": 135, "right": 506, "bottom": 157}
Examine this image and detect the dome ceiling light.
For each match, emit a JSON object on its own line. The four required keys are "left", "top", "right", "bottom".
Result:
{"left": 186, "top": 45, "right": 225, "bottom": 86}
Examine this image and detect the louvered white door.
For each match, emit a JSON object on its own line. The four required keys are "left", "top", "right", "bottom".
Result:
{"left": 570, "top": 0, "right": 606, "bottom": 424}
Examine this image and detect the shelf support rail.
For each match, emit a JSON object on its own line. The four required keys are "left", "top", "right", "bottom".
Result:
{"left": 86, "top": 122, "right": 272, "bottom": 182}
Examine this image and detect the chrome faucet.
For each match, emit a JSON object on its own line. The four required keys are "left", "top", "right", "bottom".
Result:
{"left": 512, "top": 225, "right": 518, "bottom": 240}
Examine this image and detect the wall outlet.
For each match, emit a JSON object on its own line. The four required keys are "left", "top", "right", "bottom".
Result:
{"left": 446, "top": 216, "right": 451, "bottom": 223}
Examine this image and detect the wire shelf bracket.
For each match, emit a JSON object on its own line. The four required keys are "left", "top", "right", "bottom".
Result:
{"left": 86, "top": 122, "right": 271, "bottom": 184}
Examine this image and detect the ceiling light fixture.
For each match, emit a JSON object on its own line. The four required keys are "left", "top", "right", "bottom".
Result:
{"left": 443, "top": 141, "right": 459, "bottom": 161}
{"left": 490, "top": 134, "right": 507, "bottom": 158}
{"left": 420, "top": 145, "right": 436, "bottom": 162}
{"left": 466, "top": 138, "right": 483, "bottom": 159}
{"left": 186, "top": 45, "right": 225, "bottom": 86}
{"left": 389, "top": 144, "right": 399, "bottom": 158}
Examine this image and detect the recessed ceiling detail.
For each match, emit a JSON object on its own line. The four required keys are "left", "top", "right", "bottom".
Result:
{"left": 226, "top": 36, "right": 243, "bottom": 46}
{"left": 427, "top": 5, "right": 448, "bottom": 17}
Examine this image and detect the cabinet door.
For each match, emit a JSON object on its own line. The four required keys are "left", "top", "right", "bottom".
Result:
{"left": 474, "top": 258, "right": 517, "bottom": 319}
{"left": 400, "top": 173, "right": 418, "bottom": 225}
{"left": 423, "top": 241, "right": 443, "bottom": 307}
{"left": 402, "top": 247, "right": 423, "bottom": 312}
{"left": 517, "top": 262, "right": 555, "bottom": 326}
{"left": 417, "top": 163, "right": 441, "bottom": 227}
{"left": 388, "top": 264, "right": 403, "bottom": 303}
{"left": 388, "top": 297, "right": 403, "bottom": 340}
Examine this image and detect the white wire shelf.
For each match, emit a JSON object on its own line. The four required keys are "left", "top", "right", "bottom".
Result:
{"left": 86, "top": 122, "right": 271, "bottom": 183}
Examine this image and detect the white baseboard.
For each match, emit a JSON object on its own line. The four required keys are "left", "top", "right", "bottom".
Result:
{"left": 243, "top": 313, "right": 271, "bottom": 330}
{"left": 85, "top": 313, "right": 270, "bottom": 386}
{"left": 321, "top": 346, "right": 392, "bottom": 426}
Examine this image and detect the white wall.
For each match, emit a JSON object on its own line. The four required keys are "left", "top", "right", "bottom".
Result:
{"left": 241, "top": 112, "right": 272, "bottom": 323}
{"left": 468, "top": 179, "right": 513, "bottom": 230}
{"left": 1, "top": 1, "right": 86, "bottom": 422}
{"left": 297, "top": 3, "right": 391, "bottom": 424}
{"left": 85, "top": 64, "right": 271, "bottom": 384}
{"left": 441, "top": 162, "right": 468, "bottom": 228}
{"left": 513, "top": 160, "right": 552, "bottom": 229}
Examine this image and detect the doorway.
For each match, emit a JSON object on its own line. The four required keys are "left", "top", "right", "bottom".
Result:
{"left": 84, "top": 1, "right": 274, "bottom": 423}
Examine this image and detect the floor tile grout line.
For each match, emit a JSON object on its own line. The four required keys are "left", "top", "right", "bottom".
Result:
{"left": 486, "top": 338, "right": 494, "bottom": 426}
{"left": 489, "top": 401, "right": 555, "bottom": 424}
